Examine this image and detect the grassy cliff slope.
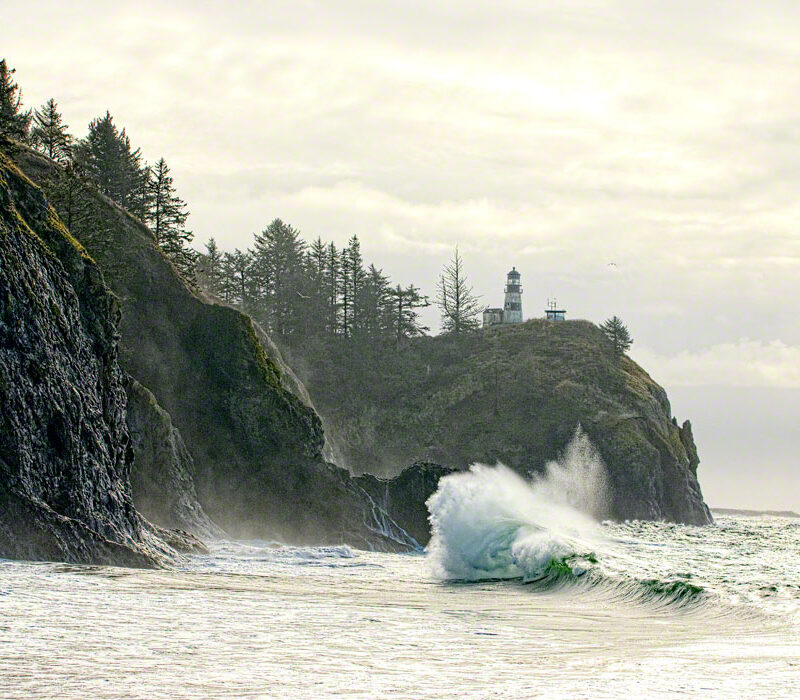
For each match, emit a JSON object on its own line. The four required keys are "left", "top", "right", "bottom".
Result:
{"left": 301, "top": 319, "right": 712, "bottom": 525}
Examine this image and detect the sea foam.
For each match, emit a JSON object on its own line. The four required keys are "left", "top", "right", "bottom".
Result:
{"left": 426, "top": 427, "right": 608, "bottom": 581}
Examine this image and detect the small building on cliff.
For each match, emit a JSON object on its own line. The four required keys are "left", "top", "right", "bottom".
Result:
{"left": 482, "top": 307, "right": 504, "bottom": 326}
{"left": 545, "top": 298, "right": 566, "bottom": 321}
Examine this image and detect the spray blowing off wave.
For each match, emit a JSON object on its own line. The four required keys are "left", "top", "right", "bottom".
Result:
{"left": 426, "top": 428, "right": 608, "bottom": 582}
{"left": 426, "top": 464, "right": 601, "bottom": 581}
{"left": 424, "top": 431, "right": 715, "bottom": 611}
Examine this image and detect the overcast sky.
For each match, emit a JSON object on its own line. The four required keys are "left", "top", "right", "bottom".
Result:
{"left": 4, "top": 0, "right": 799, "bottom": 510}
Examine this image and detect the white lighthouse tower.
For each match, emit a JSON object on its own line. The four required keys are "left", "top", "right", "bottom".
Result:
{"left": 503, "top": 267, "right": 523, "bottom": 324}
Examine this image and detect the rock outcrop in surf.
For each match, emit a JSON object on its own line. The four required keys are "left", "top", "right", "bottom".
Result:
{"left": 355, "top": 462, "right": 455, "bottom": 546}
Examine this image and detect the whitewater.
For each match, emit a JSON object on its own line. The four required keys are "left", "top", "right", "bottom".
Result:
{"left": 1, "top": 442, "right": 799, "bottom": 698}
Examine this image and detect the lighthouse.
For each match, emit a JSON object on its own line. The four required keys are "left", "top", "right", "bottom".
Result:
{"left": 482, "top": 267, "right": 525, "bottom": 327}
{"left": 503, "top": 267, "right": 523, "bottom": 323}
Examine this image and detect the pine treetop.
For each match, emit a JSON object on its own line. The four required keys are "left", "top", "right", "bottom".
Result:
{"left": 0, "top": 59, "right": 32, "bottom": 139}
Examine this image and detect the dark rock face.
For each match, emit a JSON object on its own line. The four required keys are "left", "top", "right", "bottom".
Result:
{"left": 120, "top": 285, "right": 403, "bottom": 548}
{"left": 10, "top": 144, "right": 413, "bottom": 550}
{"left": 125, "top": 378, "right": 224, "bottom": 541}
{"left": 355, "top": 462, "right": 455, "bottom": 546}
{"left": 0, "top": 146, "right": 175, "bottom": 566}
{"left": 589, "top": 409, "right": 712, "bottom": 525}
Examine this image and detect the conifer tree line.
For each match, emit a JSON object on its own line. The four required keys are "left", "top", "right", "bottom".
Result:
{"left": 1, "top": 57, "right": 489, "bottom": 344}
{"left": 196, "top": 222, "right": 430, "bottom": 347}
{"left": 0, "top": 58, "right": 196, "bottom": 280}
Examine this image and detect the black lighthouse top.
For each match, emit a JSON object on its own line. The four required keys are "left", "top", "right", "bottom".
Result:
{"left": 507, "top": 267, "right": 520, "bottom": 279}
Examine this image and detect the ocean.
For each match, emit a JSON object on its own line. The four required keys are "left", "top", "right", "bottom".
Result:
{"left": 1, "top": 467, "right": 799, "bottom": 698}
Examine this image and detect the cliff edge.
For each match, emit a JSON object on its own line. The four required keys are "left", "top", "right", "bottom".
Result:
{"left": 8, "top": 142, "right": 412, "bottom": 550}
{"left": 304, "top": 320, "right": 713, "bottom": 526}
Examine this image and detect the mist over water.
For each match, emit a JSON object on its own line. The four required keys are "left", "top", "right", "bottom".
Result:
{"left": 532, "top": 426, "right": 611, "bottom": 521}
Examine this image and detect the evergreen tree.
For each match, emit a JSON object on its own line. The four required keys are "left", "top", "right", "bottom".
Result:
{"left": 41, "top": 162, "right": 90, "bottom": 232}
{"left": 358, "top": 264, "right": 392, "bottom": 340}
{"left": 30, "top": 98, "right": 72, "bottom": 162}
{"left": 73, "top": 112, "right": 150, "bottom": 218}
{"left": 306, "top": 237, "right": 327, "bottom": 293}
{"left": 217, "top": 250, "right": 238, "bottom": 304}
{"left": 388, "top": 284, "right": 430, "bottom": 341}
{"left": 599, "top": 316, "right": 633, "bottom": 356}
{"left": 38, "top": 162, "right": 120, "bottom": 276}
{"left": 224, "top": 249, "right": 252, "bottom": 308}
{"left": 146, "top": 157, "right": 196, "bottom": 280}
{"left": 302, "top": 237, "right": 331, "bottom": 337}
{"left": 325, "top": 242, "right": 341, "bottom": 335}
{"left": 343, "top": 235, "right": 366, "bottom": 336}
{"left": 250, "top": 218, "right": 306, "bottom": 335}
{"left": 196, "top": 238, "right": 225, "bottom": 296}
{"left": 436, "top": 246, "right": 481, "bottom": 335}
{"left": 340, "top": 246, "right": 352, "bottom": 338}
{"left": 0, "top": 59, "right": 32, "bottom": 140}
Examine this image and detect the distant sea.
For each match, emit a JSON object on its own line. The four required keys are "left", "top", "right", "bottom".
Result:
{"left": 713, "top": 507, "right": 800, "bottom": 518}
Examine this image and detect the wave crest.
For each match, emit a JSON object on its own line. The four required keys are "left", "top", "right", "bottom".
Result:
{"left": 423, "top": 438, "right": 711, "bottom": 611}
{"left": 425, "top": 462, "right": 601, "bottom": 581}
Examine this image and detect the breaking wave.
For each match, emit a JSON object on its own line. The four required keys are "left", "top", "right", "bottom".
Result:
{"left": 425, "top": 462, "right": 602, "bottom": 582}
{"left": 425, "top": 430, "right": 709, "bottom": 610}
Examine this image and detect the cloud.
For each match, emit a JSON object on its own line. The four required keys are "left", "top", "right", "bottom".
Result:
{"left": 5, "top": 0, "right": 800, "bottom": 349}
{"left": 633, "top": 340, "right": 800, "bottom": 388}
{"left": 6, "top": 0, "right": 800, "bottom": 511}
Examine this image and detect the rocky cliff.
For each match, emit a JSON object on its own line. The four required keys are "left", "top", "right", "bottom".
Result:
{"left": 355, "top": 462, "right": 455, "bottom": 546}
{"left": 125, "top": 377, "right": 224, "bottom": 540}
{"left": 302, "top": 321, "right": 713, "bottom": 526}
{"left": 8, "top": 143, "right": 412, "bottom": 550}
{"left": 0, "top": 147, "right": 186, "bottom": 566}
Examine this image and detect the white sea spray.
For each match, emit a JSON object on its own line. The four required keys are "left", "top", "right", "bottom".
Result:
{"left": 425, "top": 428, "right": 609, "bottom": 581}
